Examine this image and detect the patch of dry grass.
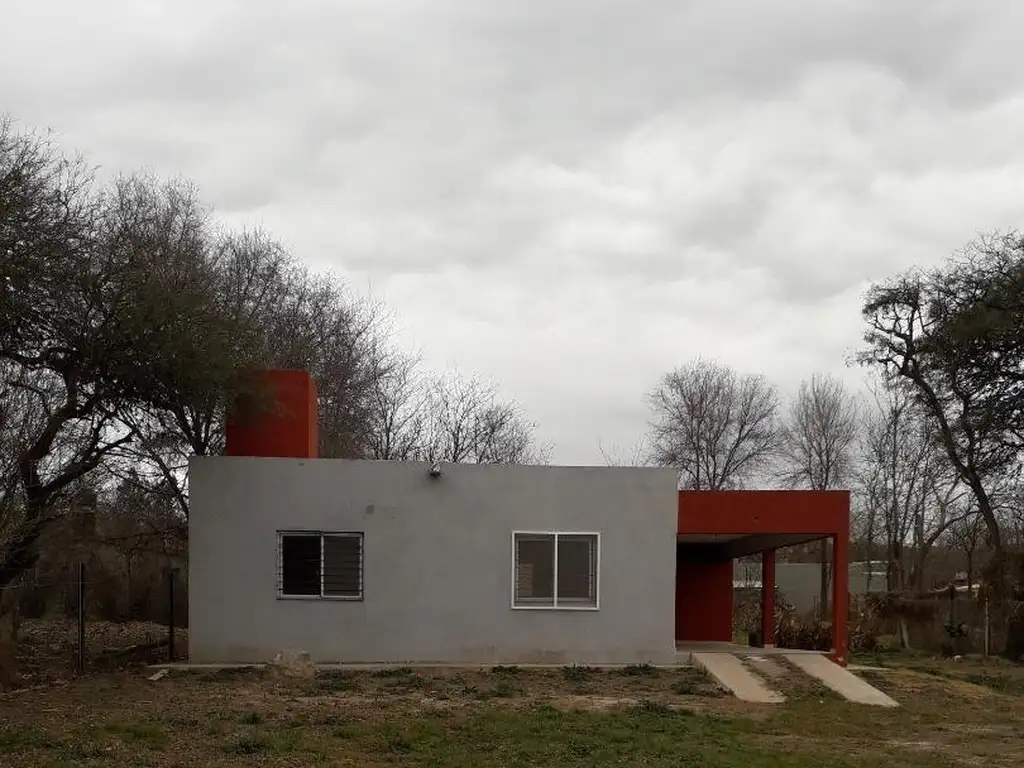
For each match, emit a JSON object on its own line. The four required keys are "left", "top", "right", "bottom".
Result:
{"left": 0, "top": 658, "right": 1019, "bottom": 766}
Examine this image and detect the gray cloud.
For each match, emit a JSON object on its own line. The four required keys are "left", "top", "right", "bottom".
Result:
{"left": 3, "top": 0, "right": 1024, "bottom": 462}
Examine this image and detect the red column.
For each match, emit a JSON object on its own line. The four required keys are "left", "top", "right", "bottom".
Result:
{"left": 761, "top": 549, "right": 776, "bottom": 647}
{"left": 831, "top": 531, "right": 849, "bottom": 666}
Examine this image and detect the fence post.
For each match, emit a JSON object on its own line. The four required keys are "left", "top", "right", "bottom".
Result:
{"left": 984, "top": 598, "right": 991, "bottom": 657}
{"left": 76, "top": 562, "right": 86, "bottom": 675}
{"left": 168, "top": 569, "right": 176, "bottom": 662}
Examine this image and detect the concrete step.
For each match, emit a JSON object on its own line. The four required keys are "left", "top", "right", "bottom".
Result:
{"left": 691, "top": 652, "right": 785, "bottom": 704}
{"left": 784, "top": 654, "right": 899, "bottom": 708}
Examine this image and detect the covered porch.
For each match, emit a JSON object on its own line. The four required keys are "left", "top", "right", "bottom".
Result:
{"left": 675, "top": 490, "right": 851, "bottom": 665}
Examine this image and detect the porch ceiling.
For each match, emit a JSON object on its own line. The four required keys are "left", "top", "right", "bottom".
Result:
{"left": 676, "top": 534, "right": 744, "bottom": 543}
{"left": 677, "top": 532, "right": 826, "bottom": 558}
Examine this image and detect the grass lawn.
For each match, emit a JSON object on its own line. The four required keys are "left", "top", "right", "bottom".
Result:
{"left": 0, "top": 657, "right": 1021, "bottom": 767}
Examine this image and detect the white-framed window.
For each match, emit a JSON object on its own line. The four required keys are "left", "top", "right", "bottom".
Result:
{"left": 276, "top": 531, "right": 363, "bottom": 600}
{"left": 511, "top": 531, "right": 600, "bottom": 610}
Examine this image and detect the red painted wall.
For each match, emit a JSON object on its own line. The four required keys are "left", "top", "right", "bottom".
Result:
{"left": 675, "top": 547, "right": 733, "bottom": 643}
{"left": 678, "top": 489, "right": 849, "bottom": 536}
{"left": 676, "top": 491, "right": 852, "bottom": 664}
{"left": 225, "top": 369, "right": 318, "bottom": 459}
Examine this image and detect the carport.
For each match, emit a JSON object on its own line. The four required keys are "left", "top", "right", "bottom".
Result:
{"left": 675, "top": 490, "right": 851, "bottom": 665}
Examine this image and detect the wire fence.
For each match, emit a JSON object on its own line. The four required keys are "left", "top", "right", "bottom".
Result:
{"left": 734, "top": 586, "right": 1024, "bottom": 658}
{"left": 2, "top": 565, "right": 186, "bottom": 683}
{"left": 853, "top": 592, "right": 1024, "bottom": 658}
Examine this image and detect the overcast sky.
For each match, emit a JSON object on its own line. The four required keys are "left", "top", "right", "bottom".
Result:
{"left": 4, "top": 1, "right": 1024, "bottom": 464}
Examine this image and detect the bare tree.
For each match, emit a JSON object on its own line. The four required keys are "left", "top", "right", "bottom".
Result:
{"left": 1004, "top": 482, "right": 1024, "bottom": 550}
{"left": 598, "top": 439, "right": 649, "bottom": 467}
{"left": 365, "top": 354, "right": 427, "bottom": 461}
{"left": 113, "top": 231, "right": 400, "bottom": 512}
{"left": 860, "top": 234, "right": 1024, "bottom": 570}
{"left": 778, "top": 374, "right": 859, "bottom": 491}
{"left": 270, "top": 273, "right": 394, "bottom": 460}
{"left": 855, "top": 380, "right": 969, "bottom": 593}
{"left": 851, "top": 495, "right": 881, "bottom": 592}
{"left": 0, "top": 126, "right": 259, "bottom": 594}
{"left": 647, "top": 358, "right": 779, "bottom": 489}
{"left": 420, "top": 372, "right": 547, "bottom": 464}
{"left": 943, "top": 513, "right": 986, "bottom": 596}
{"left": 777, "top": 374, "right": 858, "bottom": 618}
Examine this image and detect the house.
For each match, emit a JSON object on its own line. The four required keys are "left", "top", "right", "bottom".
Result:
{"left": 188, "top": 370, "right": 851, "bottom": 666}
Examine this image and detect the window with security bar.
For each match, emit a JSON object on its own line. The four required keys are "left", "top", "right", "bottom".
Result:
{"left": 512, "top": 532, "right": 599, "bottom": 609}
{"left": 277, "top": 531, "right": 363, "bottom": 599}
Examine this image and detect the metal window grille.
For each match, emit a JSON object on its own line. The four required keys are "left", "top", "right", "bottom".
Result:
{"left": 277, "top": 531, "right": 363, "bottom": 600}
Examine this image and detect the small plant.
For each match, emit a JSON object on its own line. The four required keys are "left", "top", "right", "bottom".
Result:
{"left": 629, "top": 699, "right": 673, "bottom": 715}
{"left": 478, "top": 680, "right": 517, "bottom": 699}
{"left": 621, "top": 663, "right": 658, "bottom": 676}
{"left": 563, "top": 663, "right": 592, "bottom": 682}
{"left": 221, "top": 735, "right": 272, "bottom": 756}
{"left": 565, "top": 740, "right": 593, "bottom": 758}
{"left": 318, "top": 670, "right": 360, "bottom": 692}
{"left": 386, "top": 733, "right": 414, "bottom": 754}
{"left": 532, "top": 701, "right": 559, "bottom": 716}
{"left": 274, "top": 729, "right": 301, "bottom": 752}
{"left": 943, "top": 622, "right": 969, "bottom": 639}
{"left": 494, "top": 680, "right": 517, "bottom": 697}
{"left": 165, "top": 714, "right": 200, "bottom": 728}
{"left": 490, "top": 664, "right": 522, "bottom": 676}
{"left": 238, "top": 711, "right": 263, "bottom": 725}
{"left": 384, "top": 672, "right": 428, "bottom": 692}
{"left": 102, "top": 722, "right": 168, "bottom": 749}
{"left": 672, "top": 668, "right": 719, "bottom": 696}
{"left": 198, "top": 666, "right": 262, "bottom": 682}
{"left": 965, "top": 673, "right": 1016, "bottom": 694}
{"left": 672, "top": 678, "right": 698, "bottom": 695}
{"left": 57, "top": 739, "right": 109, "bottom": 760}
{"left": 0, "top": 729, "right": 56, "bottom": 750}
{"left": 373, "top": 666, "right": 414, "bottom": 678}
{"left": 314, "top": 713, "right": 347, "bottom": 727}
{"left": 204, "top": 721, "right": 225, "bottom": 737}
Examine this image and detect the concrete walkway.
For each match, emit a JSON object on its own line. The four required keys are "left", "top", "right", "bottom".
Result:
{"left": 677, "top": 642, "right": 824, "bottom": 658}
{"left": 691, "top": 652, "right": 785, "bottom": 704}
{"left": 785, "top": 654, "right": 899, "bottom": 708}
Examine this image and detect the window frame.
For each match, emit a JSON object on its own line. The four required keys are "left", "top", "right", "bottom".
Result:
{"left": 276, "top": 530, "right": 364, "bottom": 601}
{"left": 510, "top": 530, "right": 601, "bottom": 611}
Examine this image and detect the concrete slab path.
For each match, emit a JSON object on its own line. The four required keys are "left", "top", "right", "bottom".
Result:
{"left": 691, "top": 652, "right": 785, "bottom": 704}
{"left": 785, "top": 654, "right": 899, "bottom": 708}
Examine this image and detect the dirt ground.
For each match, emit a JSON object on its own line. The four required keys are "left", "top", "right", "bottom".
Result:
{"left": 13, "top": 619, "right": 184, "bottom": 687}
{"left": 0, "top": 656, "right": 1021, "bottom": 767}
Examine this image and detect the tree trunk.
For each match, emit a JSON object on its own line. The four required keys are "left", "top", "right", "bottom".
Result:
{"left": 0, "top": 512, "right": 48, "bottom": 593}
{"left": 899, "top": 617, "right": 912, "bottom": 650}
{"left": 818, "top": 539, "right": 830, "bottom": 620}
{"left": 0, "top": 584, "right": 20, "bottom": 689}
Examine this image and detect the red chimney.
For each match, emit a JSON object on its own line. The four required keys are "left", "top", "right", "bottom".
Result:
{"left": 225, "top": 369, "right": 318, "bottom": 459}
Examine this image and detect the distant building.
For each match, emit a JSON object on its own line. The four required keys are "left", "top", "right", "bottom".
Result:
{"left": 734, "top": 560, "right": 886, "bottom": 615}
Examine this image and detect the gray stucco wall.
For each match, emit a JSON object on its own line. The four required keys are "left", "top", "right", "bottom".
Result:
{"left": 189, "top": 458, "right": 678, "bottom": 664}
